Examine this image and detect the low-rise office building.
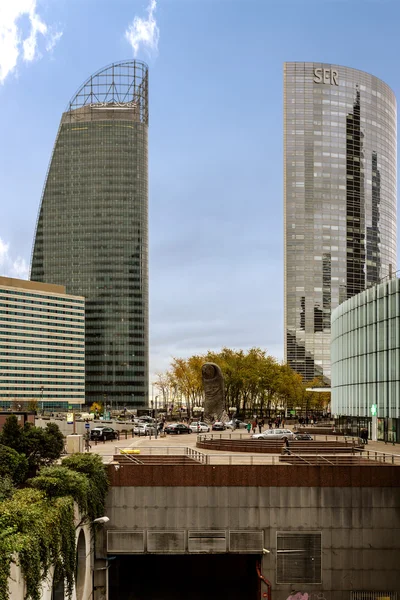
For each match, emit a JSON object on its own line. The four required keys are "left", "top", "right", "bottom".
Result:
{"left": 0, "top": 277, "right": 85, "bottom": 410}
{"left": 331, "top": 278, "right": 400, "bottom": 441}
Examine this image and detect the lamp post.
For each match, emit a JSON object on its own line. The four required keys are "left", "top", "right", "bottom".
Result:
{"left": 155, "top": 395, "right": 159, "bottom": 439}
{"left": 41, "top": 386, "right": 44, "bottom": 414}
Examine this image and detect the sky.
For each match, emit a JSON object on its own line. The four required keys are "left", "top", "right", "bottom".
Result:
{"left": 1, "top": 0, "right": 400, "bottom": 382}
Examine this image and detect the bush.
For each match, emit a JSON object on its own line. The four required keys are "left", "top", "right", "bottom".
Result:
{"left": 29, "top": 467, "right": 89, "bottom": 516}
{"left": 0, "top": 489, "right": 75, "bottom": 600}
{"left": 62, "top": 453, "right": 109, "bottom": 522}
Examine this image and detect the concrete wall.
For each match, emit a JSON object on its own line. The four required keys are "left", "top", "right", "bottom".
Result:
{"left": 104, "top": 485, "right": 400, "bottom": 600}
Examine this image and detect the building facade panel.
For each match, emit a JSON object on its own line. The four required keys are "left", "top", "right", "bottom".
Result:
{"left": 31, "top": 61, "right": 149, "bottom": 407}
{"left": 331, "top": 278, "right": 400, "bottom": 440}
{"left": 0, "top": 277, "right": 85, "bottom": 409}
{"left": 284, "top": 62, "right": 397, "bottom": 383}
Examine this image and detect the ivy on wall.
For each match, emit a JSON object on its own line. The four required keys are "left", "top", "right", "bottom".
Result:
{"left": 0, "top": 453, "right": 108, "bottom": 600}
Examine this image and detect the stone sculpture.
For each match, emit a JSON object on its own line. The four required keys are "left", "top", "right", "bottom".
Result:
{"left": 201, "top": 362, "right": 225, "bottom": 422}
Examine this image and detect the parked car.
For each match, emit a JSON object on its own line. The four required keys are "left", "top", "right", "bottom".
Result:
{"left": 190, "top": 421, "right": 210, "bottom": 433}
{"left": 252, "top": 428, "right": 295, "bottom": 440}
{"left": 165, "top": 423, "right": 192, "bottom": 435}
{"left": 134, "top": 423, "right": 156, "bottom": 436}
{"left": 90, "top": 426, "right": 118, "bottom": 441}
{"left": 212, "top": 421, "right": 226, "bottom": 431}
{"left": 294, "top": 433, "right": 313, "bottom": 441}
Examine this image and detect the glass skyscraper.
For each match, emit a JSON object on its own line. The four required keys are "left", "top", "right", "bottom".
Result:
{"left": 31, "top": 61, "right": 149, "bottom": 407}
{"left": 284, "top": 62, "right": 396, "bottom": 384}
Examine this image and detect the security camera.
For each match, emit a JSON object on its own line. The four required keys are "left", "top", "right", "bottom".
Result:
{"left": 93, "top": 516, "right": 110, "bottom": 525}
{"left": 262, "top": 548, "right": 270, "bottom": 554}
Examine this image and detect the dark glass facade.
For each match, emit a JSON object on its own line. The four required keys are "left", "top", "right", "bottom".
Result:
{"left": 31, "top": 61, "right": 149, "bottom": 407}
{"left": 284, "top": 62, "right": 397, "bottom": 384}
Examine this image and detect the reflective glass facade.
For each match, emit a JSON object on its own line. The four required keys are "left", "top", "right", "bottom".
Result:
{"left": 284, "top": 62, "right": 397, "bottom": 384}
{"left": 0, "top": 277, "right": 85, "bottom": 409}
{"left": 31, "top": 61, "right": 149, "bottom": 407}
{"left": 331, "top": 278, "right": 400, "bottom": 419}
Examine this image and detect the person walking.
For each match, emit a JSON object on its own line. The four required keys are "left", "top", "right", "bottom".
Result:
{"left": 258, "top": 422, "right": 262, "bottom": 434}
{"left": 282, "top": 437, "right": 291, "bottom": 455}
{"left": 246, "top": 422, "right": 252, "bottom": 434}
{"left": 252, "top": 420, "right": 257, "bottom": 434}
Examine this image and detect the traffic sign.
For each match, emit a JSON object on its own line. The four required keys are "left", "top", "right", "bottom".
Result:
{"left": 85, "top": 423, "right": 90, "bottom": 429}
{"left": 371, "top": 404, "right": 377, "bottom": 416}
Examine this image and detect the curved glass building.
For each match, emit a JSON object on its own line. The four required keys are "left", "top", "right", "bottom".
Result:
{"left": 331, "top": 278, "right": 400, "bottom": 441}
{"left": 284, "top": 62, "right": 397, "bottom": 384}
{"left": 31, "top": 61, "right": 149, "bottom": 408}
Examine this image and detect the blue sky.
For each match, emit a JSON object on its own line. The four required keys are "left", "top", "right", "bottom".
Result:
{"left": 0, "top": 0, "right": 399, "bottom": 380}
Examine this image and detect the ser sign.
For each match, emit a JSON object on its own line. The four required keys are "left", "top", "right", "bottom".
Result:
{"left": 313, "top": 68, "right": 339, "bottom": 86}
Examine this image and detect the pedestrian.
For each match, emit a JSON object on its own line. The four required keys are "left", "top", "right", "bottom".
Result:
{"left": 282, "top": 437, "right": 291, "bottom": 455}
{"left": 282, "top": 419, "right": 285, "bottom": 428}
{"left": 252, "top": 420, "right": 257, "bottom": 434}
{"left": 258, "top": 422, "right": 262, "bottom": 433}
{"left": 261, "top": 418, "right": 265, "bottom": 428}
{"left": 269, "top": 420, "right": 273, "bottom": 429}
{"left": 246, "top": 422, "right": 251, "bottom": 434}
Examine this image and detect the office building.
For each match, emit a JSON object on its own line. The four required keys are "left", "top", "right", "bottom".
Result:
{"left": 284, "top": 62, "right": 397, "bottom": 384}
{"left": 331, "top": 277, "right": 400, "bottom": 442}
{"left": 0, "top": 276, "right": 85, "bottom": 410}
{"left": 31, "top": 61, "right": 149, "bottom": 407}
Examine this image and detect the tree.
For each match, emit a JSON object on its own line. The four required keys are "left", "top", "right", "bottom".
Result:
{"left": 90, "top": 402, "right": 102, "bottom": 415}
{"left": 156, "top": 348, "right": 306, "bottom": 418}
{"left": 0, "top": 445, "right": 28, "bottom": 484}
{"left": 0, "top": 415, "right": 24, "bottom": 453}
{"left": 0, "top": 416, "right": 64, "bottom": 475}
{"left": 26, "top": 399, "right": 38, "bottom": 413}
{"left": 23, "top": 422, "right": 65, "bottom": 471}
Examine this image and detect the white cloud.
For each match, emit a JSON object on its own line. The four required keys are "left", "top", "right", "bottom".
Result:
{"left": 125, "top": 0, "right": 159, "bottom": 57}
{"left": 0, "top": 238, "right": 29, "bottom": 280}
{"left": 0, "top": 0, "right": 62, "bottom": 84}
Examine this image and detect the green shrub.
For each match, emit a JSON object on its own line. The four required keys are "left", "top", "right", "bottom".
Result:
{"left": 0, "top": 453, "right": 109, "bottom": 600}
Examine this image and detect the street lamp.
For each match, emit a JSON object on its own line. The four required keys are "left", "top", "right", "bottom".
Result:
{"left": 155, "top": 395, "right": 159, "bottom": 439}
{"left": 41, "top": 386, "right": 44, "bottom": 414}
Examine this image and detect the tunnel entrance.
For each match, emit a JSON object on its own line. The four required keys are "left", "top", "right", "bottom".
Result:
{"left": 109, "top": 554, "right": 261, "bottom": 600}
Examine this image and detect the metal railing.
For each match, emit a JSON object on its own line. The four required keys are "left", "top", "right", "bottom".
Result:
{"left": 108, "top": 446, "right": 400, "bottom": 466}
{"left": 197, "top": 432, "right": 361, "bottom": 444}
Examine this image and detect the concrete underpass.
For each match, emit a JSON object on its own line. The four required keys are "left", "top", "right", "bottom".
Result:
{"left": 109, "top": 554, "right": 261, "bottom": 600}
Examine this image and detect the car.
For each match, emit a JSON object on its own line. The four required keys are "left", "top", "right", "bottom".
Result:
{"left": 90, "top": 426, "right": 118, "bottom": 441}
{"left": 190, "top": 421, "right": 210, "bottom": 433}
{"left": 252, "top": 428, "right": 295, "bottom": 440}
{"left": 294, "top": 433, "right": 313, "bottom": 441}
{"left": 165, "top": 423, "right": 192, "bottom": 435}
{"left": 138, "top": 416, "right": 155, "bottom": 423}
{"left": 133, "top": 423, "right": 156, "bottom": 436}
{"left": 212, "top": 421, "right": 226, "bottom": 431}
{"left": 226, "top": 419, "right": 247, "bottom": 430}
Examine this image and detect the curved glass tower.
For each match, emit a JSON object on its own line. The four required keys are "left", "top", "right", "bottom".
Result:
{"left": 284, "top": 63, "right": 397, "bottom": 384}
{"left": 31, "top": 61, "right": 149, "bottom": 407}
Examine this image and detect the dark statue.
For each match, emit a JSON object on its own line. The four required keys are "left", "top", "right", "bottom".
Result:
{"left": 202, "top": 363, "right": 225, "bottom": 421}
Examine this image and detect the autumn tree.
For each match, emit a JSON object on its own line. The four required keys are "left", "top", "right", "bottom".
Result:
{"left": 157, "top": 348, "right": 307, "bottom": 418}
